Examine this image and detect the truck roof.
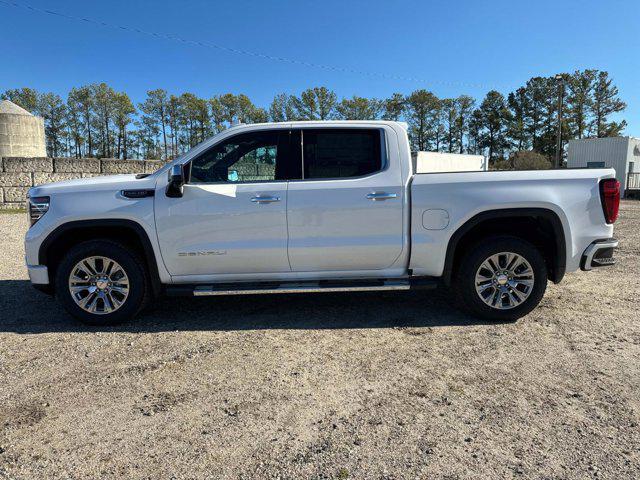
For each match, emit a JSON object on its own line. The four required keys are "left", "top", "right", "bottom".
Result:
{"left": 225, "top": 120, "right": 408, "bottom": 131}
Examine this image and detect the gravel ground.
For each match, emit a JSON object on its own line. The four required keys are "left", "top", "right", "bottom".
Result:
{"left": 0, "top": 202, "right": 639, "bottom": 480}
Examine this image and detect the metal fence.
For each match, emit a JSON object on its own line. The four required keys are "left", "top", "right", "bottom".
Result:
{"left": 628, "top": 173, "right": 640, "bottom": 191}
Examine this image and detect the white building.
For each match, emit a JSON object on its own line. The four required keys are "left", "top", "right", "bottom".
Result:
{"left": 412, "top": 151, "right": 487, "bottom": 173}
{"left": 567, "top": 137, "right": 640, "bottom": 197}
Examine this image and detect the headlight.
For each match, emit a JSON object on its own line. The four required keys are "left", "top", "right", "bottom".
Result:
{"left": 28, "top": 196, "right": 50, "bottom": 226}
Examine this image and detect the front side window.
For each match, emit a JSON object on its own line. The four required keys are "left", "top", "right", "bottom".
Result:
{"left": 190, "top": 130, "right": 299, "bottom": 183}
{"left": 302, "top": 129, "right": 382, "bottom": 179}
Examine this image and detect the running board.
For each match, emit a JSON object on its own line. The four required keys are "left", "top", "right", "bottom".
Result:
{"left": 193, "top": 280, "right": 411, "bottom": 296}
{"left": 165, "top": 278, "right": 438, "bottom": 297}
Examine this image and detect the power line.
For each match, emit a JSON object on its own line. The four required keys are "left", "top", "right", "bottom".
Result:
{"left": 0, "top": 0, "right": 498, "bottom": 91}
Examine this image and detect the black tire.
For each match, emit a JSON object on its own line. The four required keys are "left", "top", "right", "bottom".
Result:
{"left": 453, "top": 236, "right": 547, "bottom": 322}
{"left": 55, "top": 240, "right": 150, "bottom": 325}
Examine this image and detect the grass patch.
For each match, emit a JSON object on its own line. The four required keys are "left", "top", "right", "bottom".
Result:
{"left": 0, "top": 208, "right": 26, "bottom": 214}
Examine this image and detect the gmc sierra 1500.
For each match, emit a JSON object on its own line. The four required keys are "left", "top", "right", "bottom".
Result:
{"left": 25, "top": 121, "right": 619, "bottom": 325}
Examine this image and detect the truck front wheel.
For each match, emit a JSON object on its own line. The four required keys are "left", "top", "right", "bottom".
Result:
{"left": 453, "top": 236, "right": 547, "bottom": 322}
{"left": 55, "top": 240, "right": 150, "bottom": 325}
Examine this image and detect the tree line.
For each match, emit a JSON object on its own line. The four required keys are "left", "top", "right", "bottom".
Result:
{"left": 1, "top": 69, "right": 626, "bottom": 166}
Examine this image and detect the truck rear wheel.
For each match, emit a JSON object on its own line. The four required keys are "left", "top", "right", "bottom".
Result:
{"left": 55, "top": 240, "right": 150, "bottom": 325}
{"left": 453, "top": 236, "right": 547, "bottom": 322}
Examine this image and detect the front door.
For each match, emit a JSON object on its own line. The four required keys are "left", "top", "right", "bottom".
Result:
{"left": 155, "top": 129, "right": 300, "bottom": 277}
{"left": 287, "top": 128, "right": 404, "bottom": 272}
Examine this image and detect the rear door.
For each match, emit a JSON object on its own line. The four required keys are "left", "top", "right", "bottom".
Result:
{"left": 155, "top": 128, "right": 300, "bottom": 277}
{"left": 286, "top": 127, "right": 404, "bottom": 272}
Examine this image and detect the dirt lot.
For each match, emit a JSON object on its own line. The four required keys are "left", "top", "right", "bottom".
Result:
{"left": 0, "top": 202, "right": 639, "bottom": 480}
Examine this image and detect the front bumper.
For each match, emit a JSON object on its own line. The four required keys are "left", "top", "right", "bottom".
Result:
{"left": 27, "top": 264, "right": 50, "bottom": 284}
{"left": 581, "top": 239, "right": 618, "bottom": 271}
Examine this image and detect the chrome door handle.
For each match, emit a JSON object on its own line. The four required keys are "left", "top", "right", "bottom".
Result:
{"left": 366, "top": 192, "right": 398, "bottom": 201}
{"left": 251, "top": 195, "right": 281, "bottom": 203}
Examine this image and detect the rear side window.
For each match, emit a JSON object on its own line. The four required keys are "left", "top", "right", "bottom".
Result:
{"left": 302, "top": 129, "right": 382, "bottom": 179}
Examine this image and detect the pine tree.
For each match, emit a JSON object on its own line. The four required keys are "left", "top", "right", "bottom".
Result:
{"left": 507, "top": 87, "right": 529, "bottom": 151}
{"left": 456, "top": 95, "right": 475, "bottom": 153}
{"left": 235, "top": 94, "right": 266, "bottom": 124}
{"left": 68, "top": 86, "right": 95, "bottom": 157}
{"left": 93, "top": 83, "right": 119, "bottom": 158}
{"left": 381, "top": 93, "right": 406, "bottom": 121}
{"left": 523, "top": 77, "right": 552, "bottom": 155}
{"left": 405, "top": 89, "right": 440, "bottom": 151}
{"left": 1, "top": 87, "right": 41, "bottom": 114}
{"left": 468, "top": 109, "right": 483, "bottom": 155}
{"left": 166, "top": 95, "right": 183, "bottom": 158}
{"left": 441, "top": 98, "right": 459, "bottom": 153}
{"left": 113, "top": 92, "right": 135, "bottom": 159}
{"left": 269, "top": 93, "right": 297, "bottom": 122}
{"left": 336, "top": 96, "right": 381, "bottom": 120}
{"left": 590, "top": 71, "right": 627, "bottom": 137}
{"left": 566, "top": 70, "right": 596, "bottom": 139}
{"left": 139, "top": 89, "right": 170, "bottom": 159}
{"left": 209, "top": 96, "right": 226, "bottom": 135}
{"left": 39, "top": 93, "right": 67, "bottom": 157}
{"left": 475, "top": 90, "right": 511, "bottom": 163}
{"left": 292, "top": 87, "right": 337, "bottom": 120}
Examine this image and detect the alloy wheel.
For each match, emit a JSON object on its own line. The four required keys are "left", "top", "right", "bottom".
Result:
{"left": 474, "top": 251, "right": 535, "bottom": 310}
{"left": 68, "top": 256, "right": 130, "bottom": 315}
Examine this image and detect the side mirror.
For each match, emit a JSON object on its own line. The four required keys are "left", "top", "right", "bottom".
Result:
{"left": 166, "top": 164, "right": 185, "bottom": 198}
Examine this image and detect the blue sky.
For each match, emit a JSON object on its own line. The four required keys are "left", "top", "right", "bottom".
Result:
{"left": 1, "top": 0, "right": 638, "bottom": 132}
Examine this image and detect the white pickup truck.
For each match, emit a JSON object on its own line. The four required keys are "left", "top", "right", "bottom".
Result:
{"left": 25, "top": 121, "right": 620, "bottom": 325}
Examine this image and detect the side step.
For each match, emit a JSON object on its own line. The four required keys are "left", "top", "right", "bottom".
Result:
{"left": 166, "top": 278, "right": 438, "bottom": 297}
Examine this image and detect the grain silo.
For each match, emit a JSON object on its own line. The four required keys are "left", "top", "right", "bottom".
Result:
{"left": 0, "top": 100, "right": 46, "bottom": 158}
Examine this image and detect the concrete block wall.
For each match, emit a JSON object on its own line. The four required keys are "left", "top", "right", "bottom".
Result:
{"left": 0, "top": 157, "right": 165, "bottom": 209}
{"left": 235, "top": 163, "right": 276, "bottom": 182}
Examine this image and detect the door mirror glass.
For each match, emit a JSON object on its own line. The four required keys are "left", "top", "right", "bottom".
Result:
{"left": 227, "top": 170, "right": 239, "bottom": 182}
{"left": 166, "top": 164, "right": 185, "bottom": 198}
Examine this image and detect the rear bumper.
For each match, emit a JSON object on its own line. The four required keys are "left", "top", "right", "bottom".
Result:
{"left": 581, "top": 239, "right": 618, "bottom": 271}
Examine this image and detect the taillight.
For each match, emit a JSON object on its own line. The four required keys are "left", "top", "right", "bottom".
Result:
{"left": 599, "top": 178, "right": 620, "bottom": 224}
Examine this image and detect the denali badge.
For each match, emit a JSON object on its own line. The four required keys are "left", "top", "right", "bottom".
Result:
{"left": 178, "top": 250, "right": 227, "bottom": 257}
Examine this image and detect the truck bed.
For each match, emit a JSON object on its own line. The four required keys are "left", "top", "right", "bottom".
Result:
{"left": 408, "top": 168, "right": 616, "bottom": 278}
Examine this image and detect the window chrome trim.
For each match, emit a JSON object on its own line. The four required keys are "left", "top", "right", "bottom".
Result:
{"left": 184, "top": 125, "right": 389, "bottom": 185}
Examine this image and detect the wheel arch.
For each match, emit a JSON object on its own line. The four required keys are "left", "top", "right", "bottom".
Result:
{"left": 39, "top": 219, "right": 162, "bottom": 297}
{"left": 442, "top": 208, "right": 566, "bottom": 286}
